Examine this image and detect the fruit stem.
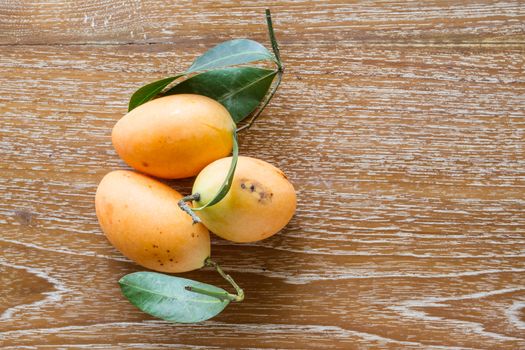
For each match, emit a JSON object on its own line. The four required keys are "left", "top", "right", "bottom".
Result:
{"left": 178, "top": 193, "right": 202, "bottom": 224}
{"left": 236, "top": 9, "right": 283, "bottom": 133}
{"left": 199, "top": 257, "right": 244, "bottom": 302}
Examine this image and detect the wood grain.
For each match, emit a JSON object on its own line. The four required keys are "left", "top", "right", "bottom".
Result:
{"left": 1, "top": 1, "right": 525, "bottom": 349}
{"left": 1, "top": 0, "right": 524, "bottom": 45}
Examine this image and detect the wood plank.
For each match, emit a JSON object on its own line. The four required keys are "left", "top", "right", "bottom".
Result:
{"left": 0, "top": 1, "right": 524, "bottom": 45}
{"left": 1, "top": 39, "right": 524, "bottom": 348}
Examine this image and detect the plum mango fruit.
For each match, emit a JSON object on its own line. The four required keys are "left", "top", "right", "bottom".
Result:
{"left": 95, "top": 170, "right": 210, "bottom": 272}
{"left": 112, "top": 94, "right": 235, "bottom": 179}
{"left": 192, "top": 156, "right": 296, "bottom": 242}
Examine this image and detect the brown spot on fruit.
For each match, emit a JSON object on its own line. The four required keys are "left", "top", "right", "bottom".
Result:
{"left": 166, "top": 249, "right": 170, "bottom": 253}
{"left": 241, "top": 178, "right": 273, "bottom": 204}
{"left": 105, "top": 203, "right": 113, "bottom": 216}
{"left": 258, "top": 191, "right": 273, "bottom": 204}
{"left": 240, "top": 179, "right": 273, "bottom": 204}
{"left": 169, "top": 258, "right": 173, "bottom": 262}
{"left": 103, "top": 203, "right": 114, "bottom": 225}
{"left": 152, "top": 244, "right": 158, "bottom": 248}
{"left": 142, "top": 161, "right": 149, "bottom": 167}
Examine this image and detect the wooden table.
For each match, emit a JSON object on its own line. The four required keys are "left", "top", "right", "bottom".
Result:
{"left": 1, "top": 1, "right": 524, "bottom": 349}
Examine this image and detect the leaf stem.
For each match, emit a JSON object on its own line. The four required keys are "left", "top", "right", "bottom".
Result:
{"left": 187, "top": 258, "right": 245, "bottom": 302}
{"left": 177, "top": 193, "right": 201, "bottom": 224}
{"left": 265, "top": 8, "right": 283, "bottom": 69}
{"left": 236, "top": 9, "right": 283, "bottom": 133}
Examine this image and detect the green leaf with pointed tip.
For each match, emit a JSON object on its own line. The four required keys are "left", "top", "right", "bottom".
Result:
{"left": 128, "top": 75, "right": 183, "bottom": 112}
{"left": 165, "top": 67, "right": 277, "bottom": 123}
{"left": 193, "top": 132, "right": 238, "bottom": 210}
{"left": 119, "top": 272, "right": 230, "bottom": 323}
{"left": 187, "top": 39, "right": 276, "bottom": 73}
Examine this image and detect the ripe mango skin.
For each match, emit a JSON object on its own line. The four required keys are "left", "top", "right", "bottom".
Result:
{"left": 95, "top": 170, "right": 210, "bottom": 273}
{"left": 112, "top": 94, "right": 235, "bottom": 179}
{"left": 193, "top": 156, "right": 297, "bottom": 243}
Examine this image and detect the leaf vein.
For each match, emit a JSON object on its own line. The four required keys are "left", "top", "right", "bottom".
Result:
{"left": 120, "top": 282, "right": 223, "bottom": 304}
{"left": 191, "top": 51, "right": 273, "bottom": 71}
{"left": 218, "top": 71, "right": 277, "bottom": 102}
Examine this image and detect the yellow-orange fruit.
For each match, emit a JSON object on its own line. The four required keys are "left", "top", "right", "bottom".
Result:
{"left": 95, "top": 170, "right": 210, "bottom": 272}
{"left": 112, "top": 94, "right": 235, "bottom": 179}
{"left": 192, "top": 156, "right": 296, "bottom": 243}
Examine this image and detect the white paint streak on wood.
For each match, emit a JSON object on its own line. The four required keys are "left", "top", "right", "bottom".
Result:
{"left": 390, "top": 288, "right": 525, "bottom": 341}
{"left": 0, "top": 1, "right": 524, "bottom": 45}
{"left": 0, "top": 237, "right": 130, "bottom": 262}
{"left": 0, "top": 320, "right": 475, "bottom": 349}
{"left": 506, "top": 301, "right": 525, "bottom": 330}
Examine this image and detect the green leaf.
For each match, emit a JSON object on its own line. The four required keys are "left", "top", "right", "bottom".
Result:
{"left": 193, "top": 132, "right": 238, "bottom": 210}
{"left": 165, "top": 67, "right": 277, "bottom": 123}
{"left": 187, "top": 39, "right": 275, "bottom": 73}
{"left": 119, "top": 272, "right": 230, "bottom": 323}
{"left": 128, "top": 75, "right": 183, "bottom": 112}
{"left": 127, "top": 40, "right": 276, "bottom": 113}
